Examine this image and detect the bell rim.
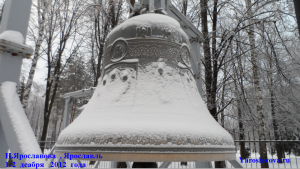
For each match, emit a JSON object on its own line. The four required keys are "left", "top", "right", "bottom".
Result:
{"left": 55, "top": 145, "right": 235, "bottom": 153}
{"left": 55, "top": 151, "right": 236, "bottom": 162}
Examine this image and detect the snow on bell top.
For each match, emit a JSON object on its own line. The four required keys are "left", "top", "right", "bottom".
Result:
{"left": 56, "top": 12, "right": 235, "bottom": 162}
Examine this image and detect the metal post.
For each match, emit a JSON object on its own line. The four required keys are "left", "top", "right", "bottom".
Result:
{"left": 165, "top": 0, "right": 172, "bottom": 12}
{"left": 0, "top": 0, "right": 32, "bottom": 168}
{"left": 111, "top": 161, "right": 118, "bottom": 168}
{"left": 159, "top": 162, "right": 171, "bottom": 168}
{"left": 160, "top": 0, "right": 165, "bottom": 10}
{"left": 0, "top": 0, "right": 32, "bottom": 84}
{"left": 149, "top": 0, "right": 155, "bottom": 13}
{"left": 93, "top": 161, "right": 101, "bottom": 168}
{"left": 126, "top": 162, "right": 131, "bottom": 168}
{"left": 228, "top": 159, "right": 243, "bottom": 168}
{"left": 62, "top": 97, "right": 73, "bottom": 129}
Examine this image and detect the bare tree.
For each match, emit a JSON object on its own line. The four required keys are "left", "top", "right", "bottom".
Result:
{"left": 21, "top": 0, "right": 48, "bottom": 110}
{"left": 39, "top": 0, "right": 88, "bottom": 152}
{"left": 90, "top": 0, "right": 125, "bottom": 86}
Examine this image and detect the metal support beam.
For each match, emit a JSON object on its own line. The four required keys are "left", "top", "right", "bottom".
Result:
{"left": 126, "top": 162, "right": 131, "bottom": 168}
{"left": 0, "top": 0, "right": 33, "bottom": 168}
{"left": 195, "top": 161, "right": 212, "bottom": 168}
{"left": 159, "top": 162, "right": 172, "bottom": 168}
{"left": 62, "top": 97, "right": 73, "bottom": 129}
{"left": 166, "top": 3, "right": 203, "bottom": 41}
{"left": 93, "top": 161, "right": 101, "bottom": 168}
{"left": 149, "top": 0, "right": 155, "bottom": 13}
{"left": 229, "top": 160, "right": 243, "bottom": 168}
{"left": 126, "top": 0, "right": 134, "bottom": 11}
{"left": 161, "top": 0, "right": 166, "bottom": 10}
{"left": 165, "top": 0, "right": 172, "bottom": 12}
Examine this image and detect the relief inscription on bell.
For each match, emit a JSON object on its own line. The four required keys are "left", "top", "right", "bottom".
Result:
{"left": 103, "top": 39, "right": 189, "bottom": 69}
{"left": 127, "top": 40, "right": 181, "bottom": 60}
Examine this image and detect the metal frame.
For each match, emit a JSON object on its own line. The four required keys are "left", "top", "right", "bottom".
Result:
{"left": 0, "top": 0, "right": 34, "bottom": 168}
{"left": 165, "top": 0, "right": 203, "bottom": 96}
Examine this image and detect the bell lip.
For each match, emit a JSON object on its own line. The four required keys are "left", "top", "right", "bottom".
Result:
{"left": 54, "top": 145, "right": 236, "bottom": 155}
{"left": 55, "top": 145, "right": 235, "bottom": 148}
{"left": 55, "top": 151, "right": 236, "bottom": 162}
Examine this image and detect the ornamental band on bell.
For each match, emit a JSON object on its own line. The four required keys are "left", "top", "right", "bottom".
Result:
{"left": 103, "top": 26, "right": 191, "bottom": 73}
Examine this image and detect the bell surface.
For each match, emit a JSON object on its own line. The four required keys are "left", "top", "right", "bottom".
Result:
{"left": 56, "top": 13, "right": 235, "bottom": 162}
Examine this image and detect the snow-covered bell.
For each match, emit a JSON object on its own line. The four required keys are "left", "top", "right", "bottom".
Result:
{"left": 56, "top": 13, "right": 235, "bottom": 162}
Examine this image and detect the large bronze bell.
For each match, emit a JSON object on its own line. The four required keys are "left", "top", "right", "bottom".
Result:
{"left": 56, "top": 13, "right": 235, "bottom": 162}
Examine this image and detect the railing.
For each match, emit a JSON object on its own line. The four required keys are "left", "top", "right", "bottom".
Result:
{"left": 232, "top": 140, "right": 299, "bottom": 168}
{"left": 231, "top": 128, "right": 300, "bottom": 168}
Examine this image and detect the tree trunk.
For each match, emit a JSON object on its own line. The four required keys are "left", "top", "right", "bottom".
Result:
{"left": 220, "top": 65, "right": 226, "bottom": 128}
{"left": 93, "top": 9, "right": 107, "bottom": 87}
{"left": 267, "top": 36, "right": 284, "bottom": 163}
{"left": 244, "top": 0, "right": 268, "bottom": 167}
{"left": 235, "top": 43, "right": 247, "bottom": 159}
{"left": 237, "top": 90, "right": 246, "bottom": 159}
{"left": 212, "top": 0, "right": 225, "bottom": 167}
{"left": 271, "top": 86, "right": 284, "bottom": 163}
{"left": 211, "top": 0, "right": 219, "bottom": 121}
{"left": 22, "top": 0, "right": 47, "bottom": 110}
{"left": 40, "top": 113, "right": 50, "bottom": 152}
{"left": 200, "top": 0, "right": 225, "bottom": 167}
{"left": 94, "top": 43, "right": 104, "bottom": 86}
{"left": 181, "top": 0, "right": 188, "bottom": 16}
{"left": 200, "top": 0, "right": 212, "bottom": 113}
